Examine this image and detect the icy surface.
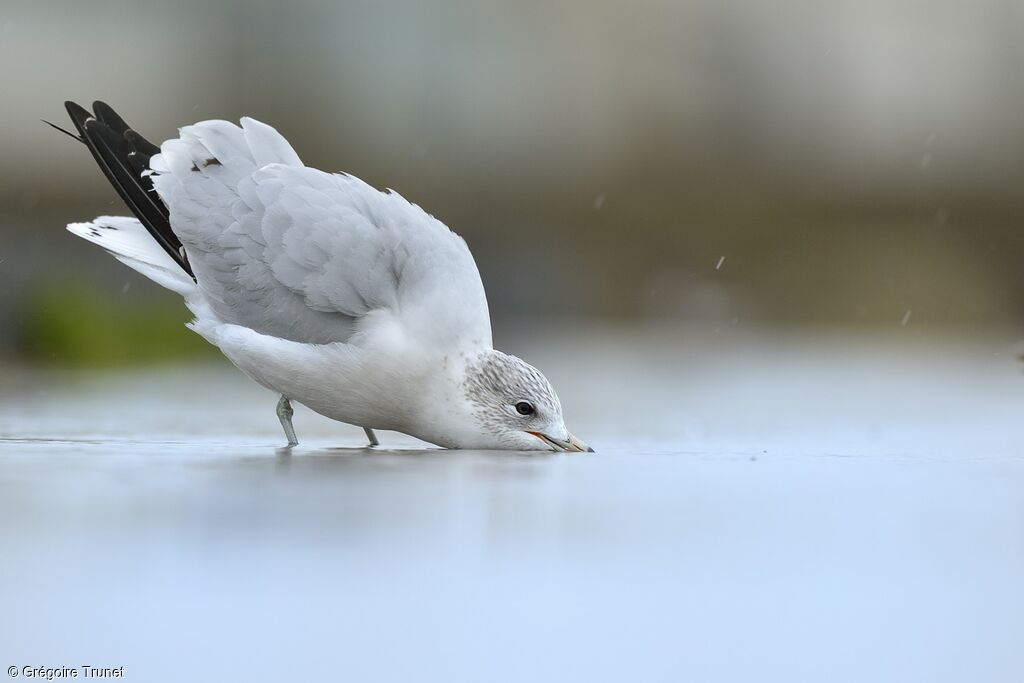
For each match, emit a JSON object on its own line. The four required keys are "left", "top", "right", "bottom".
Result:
{"left": 1, "top": 329, "right": 1023, "bottom": 682}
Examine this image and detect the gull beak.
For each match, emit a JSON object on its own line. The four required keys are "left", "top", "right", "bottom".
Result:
{"left": 527, "top": 431, "right": 595, "bottom": 453}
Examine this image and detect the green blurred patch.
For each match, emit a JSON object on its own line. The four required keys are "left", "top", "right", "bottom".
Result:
{"left": 19, "top": 280, "right": 216, "bottom": 367}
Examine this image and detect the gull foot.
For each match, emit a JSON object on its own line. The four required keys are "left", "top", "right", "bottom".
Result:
{"left": 276, "top": 395, "right": 299, "bottom": 447}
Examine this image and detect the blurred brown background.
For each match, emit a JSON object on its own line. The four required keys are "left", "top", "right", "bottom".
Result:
{"left": 2, "top": 0, "right": 1023, "bottom": 365}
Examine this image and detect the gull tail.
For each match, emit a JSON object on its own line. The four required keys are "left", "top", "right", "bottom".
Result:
{"left": 62, "top": 101, "right": 195, "bottom": 279}
{"left": 67, "top": 217, "right": 195, "bottom": 296}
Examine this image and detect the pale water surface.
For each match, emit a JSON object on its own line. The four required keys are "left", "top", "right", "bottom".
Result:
{"left": 1, "top": 329, "right": 1023, "bottom": 682}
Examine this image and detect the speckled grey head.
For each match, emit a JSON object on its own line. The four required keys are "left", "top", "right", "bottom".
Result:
{"left": 463, "top": 350, "right": 591, "bottom": 452}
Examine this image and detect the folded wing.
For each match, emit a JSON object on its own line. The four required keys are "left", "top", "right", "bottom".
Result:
{"left": 149, "top": 117, "right": 492, "bottom": 349}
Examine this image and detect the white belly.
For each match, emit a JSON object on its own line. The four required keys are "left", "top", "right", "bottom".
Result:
{"left": 201, "top": 320, "right": 434, "bottom": 433}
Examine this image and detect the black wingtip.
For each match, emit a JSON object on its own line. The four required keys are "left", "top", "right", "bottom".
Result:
{"left": 63, "top": 99, "right": 195, "bottom": 280}
{"left": 125, "top": 129, "right": 160, "bottom": 156}
{"left": 92, "top": 100, "right": 130, "bottom": 134}
{"left": 42, "top": 119, "right": 84, "bottom": 143}
{"left": 64, "top": 100, "right": 92, "bottom": 125}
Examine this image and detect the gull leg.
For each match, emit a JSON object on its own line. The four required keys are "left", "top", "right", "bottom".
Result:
{"left": 364, "top": 427, "right": 379, "bottom": 447}
{"left": 277, "top": 395, "right": 298, "bottom": 447}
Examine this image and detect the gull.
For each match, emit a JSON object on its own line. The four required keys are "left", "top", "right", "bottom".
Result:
{"left": 59, "top": 101, "right": 591, "bottom": 452}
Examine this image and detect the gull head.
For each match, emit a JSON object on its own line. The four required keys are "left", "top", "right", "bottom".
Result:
{"left": 459, "top": 350, "right": 592, "bottom": 452}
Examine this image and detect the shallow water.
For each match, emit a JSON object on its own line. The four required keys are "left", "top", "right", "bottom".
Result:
{"left": 2, "top": 329, "right": 1023, "bottom": 682}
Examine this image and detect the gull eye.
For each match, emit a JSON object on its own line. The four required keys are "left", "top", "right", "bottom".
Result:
{"left": 515, "top": 401, "right": 535, "bottom": 416}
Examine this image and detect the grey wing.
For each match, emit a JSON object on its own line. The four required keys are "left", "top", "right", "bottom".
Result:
{"left": 149, "top": 117, "right": 492, "bottom": 348}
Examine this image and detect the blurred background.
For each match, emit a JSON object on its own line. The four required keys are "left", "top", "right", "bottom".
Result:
{"left": 4, "top": 4, "right": 1024, "bottom": 682}
{"left": 2, "top": 0, "right": 1024, "bottom": 366}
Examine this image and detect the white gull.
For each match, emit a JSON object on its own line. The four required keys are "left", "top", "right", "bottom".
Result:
{"left": 60, "top": 101, "right": 591, "bottom": 452}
